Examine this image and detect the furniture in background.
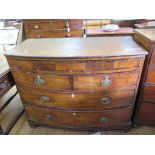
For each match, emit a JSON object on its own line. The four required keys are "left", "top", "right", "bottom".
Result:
{"left": 83, "top": 20, "right": 134, "bottom": 37}
{"left": 5, "top": 37, "right": 147, "bottom": 131}
{"left": 85, "top": 27, "right": 134, "bottom": 37}
{"left": 134, "top": 29, "right": 155, "bottom": 126}
{"left": 0, "top": 20, "right": 24, "bottom": 134}
{"left": 134, "top": 21, "right": 155, "bottom": 29}
{"left": 23, "top": 19, "right": 84, "bottom": 39}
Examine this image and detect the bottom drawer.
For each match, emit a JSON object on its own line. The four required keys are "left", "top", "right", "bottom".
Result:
{"left": 25, "top": 105, "right": 132, "bottom": 128}
{"left": 137, "top": 102, "right": 155, "bottom": 125}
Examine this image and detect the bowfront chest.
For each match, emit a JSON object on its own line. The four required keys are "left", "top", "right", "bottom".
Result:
{"left": 5, "top": 37, "right": 147, "bottom": 131}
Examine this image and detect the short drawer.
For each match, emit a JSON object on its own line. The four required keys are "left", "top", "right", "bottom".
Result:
{"left": 74, "top": 71, "right": 139, "bottom": 91}
{"left": 12, "top": 71, "right": 72, "bottom": 91}
{"left": 52, "top": 20, "right": 83, "bottom": 29}
{"left": 25, "top": 105, "right": 132, "bottom": 127}
{"left": 7, "top": 57, "right": 142, "bottom": 73}
{"left": 19, "top": 87, "right": 135, "bottom": 110}
{"left": 24, "top": 21, "right": 52, "bottom": 30}
{"left": 25, "top": 29, "right": 83, "bottom": 38}
{"left": 146, "top": 67, "right": 155, "bottom": 84}
{"left": 137, "top": 101, "right": 155, "bottom": 125}
{"left": 142, "top": 85, "right": 155, "bottom": 102}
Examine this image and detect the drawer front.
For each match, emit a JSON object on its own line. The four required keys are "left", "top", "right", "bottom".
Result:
{"left": 74, "top": 71, "right": 139, "bottom": 91}
{"left": 24, "top": 21, "right": 52, "bottom": 30}
{"left": 7, "top": 57, "right": 142, "bottom": 73}
{"left": 149, "top": 50, "right": 155, "bottom": 66}
{"left": 19, "top": 87, "right": 135, "bottom": 110}
{"left": 142, "top": 85, "right": 155, "bottom": 102}
{"left": 52, "top": 20, "right": 83, "bottom": 29}
{"left": 12, "top": 71, "right": 72, "bottom": 90}
{"left": 137, "top": 102, "right": 155, "bottom": 124}
{"left": 146, "top": 68, "right": 155, "bottom": 84}
{"left": 25, "top": 105, "right": 132, "bottom": 127}
{"left": 25, "top": 29, "right": 83, "bottom": 38}
{"left": 0, "top": 72, "right": 14, "bottom": 94}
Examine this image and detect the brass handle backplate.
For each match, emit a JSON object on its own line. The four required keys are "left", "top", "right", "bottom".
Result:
{"left": 99, "top": 117, "right": 110, "bottom": 123}
{"left": 100, "top": 97, "right": 110, "bottom": 104}
{"left": 34, "top": 25, "right": 39, "bottom": 29}
{"left": 0, "top": 81, "right": 8, "bottom": 89}
{"left": 40, "top": 96, "right": 50, "bottom": 102}
{"left": 100, "top": 76, "right": 112, "bottom": 87}
{"left": 35, "top": 75, "right": 46, "bottom": 85}
{"left": 45, "top": 114, "right": 53, "bottom": 120}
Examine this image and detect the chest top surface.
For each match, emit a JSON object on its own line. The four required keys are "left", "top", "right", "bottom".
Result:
{"left": 5, "top": 36, "right": 147, "bottom": 58}
{"left": 134, "top": 29, "right": 155, "bottom": 43}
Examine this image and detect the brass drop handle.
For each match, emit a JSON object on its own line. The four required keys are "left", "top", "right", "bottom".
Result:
{"left": 40, "top": 96, "right": 50, "bottom": 102}
{"left": 35, "top": 75, "right": 46, "bottom": 85}
{"left": 45, "top": 114, "right": 53, "bottom": 120}
{"left": 0, "top": 81, "right": 8, "bottom": 89}
{"left": 34, "top": 25, "right": 39, "bottom": 29}
{"left": 66, "top": 33, "right": 71, "bottom": 37}
{"left": 66, "top": 21, "right": 69, "bottom": 27}
{"left": 100, "top": 97, "right": 110, "bottom": 104}
{"left": 100, "top": 76, "right": 112, "bottom": 87}
{"left": 66, "top": 21, "right": 70, "bottom": 32}
{"left": 36, "top": 35, "right": 41, "bottom": 38}
{"left": 99, "top": 117, "right": 110, "bottom": 123}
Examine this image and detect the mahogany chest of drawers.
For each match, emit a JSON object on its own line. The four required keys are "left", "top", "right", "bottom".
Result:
{"left": 134, "top": 29, "right": 155, "bottom": 125}
{"left": 5, "top": 37, "right": 147, "bottom": 131}
{"left": 23, "top": 19, "right": 83, "bottom": 39}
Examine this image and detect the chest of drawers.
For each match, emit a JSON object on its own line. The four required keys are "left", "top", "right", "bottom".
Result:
{"left": 5, "top": 37, "right": 147, "bottom": 131}
{"left": 134, "top": 29, "right": 155, "bottom": 125}
{"left": 23, "top": 19, "right": 83, "bottom": 39}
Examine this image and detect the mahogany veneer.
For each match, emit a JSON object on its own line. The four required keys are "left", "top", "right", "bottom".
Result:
{"left": 5, "top": 37, "right": 147, "bottom": 131}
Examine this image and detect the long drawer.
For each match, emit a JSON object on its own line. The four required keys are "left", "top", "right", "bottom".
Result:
{"left": 12, "top": 71, "right": 72, "bottom": 91}
{"left": 25, "top": 29, "right": 83, "bottom": 38}
{"left": 137, "top": 101, "right": 155, "bottom": 125}
{"left": 7, "top": 57, "right": 143, "bottom": 73}
{"left": 25, "top": 105, "right": 132, "bottom": 127}
{"left": 74, "top": 71, "right": 139, "bottom": 91}
{"left": 12, "top": 71, "right": 139, "bottom": 91}
{"left": 19, "top": 87, "right": 135, "bottom": 110}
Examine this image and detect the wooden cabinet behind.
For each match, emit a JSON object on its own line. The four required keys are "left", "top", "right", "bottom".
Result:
{"left": 23, "top": 19, "right": 84, "bottom": 39}
{"left": 134, "top": 29, "right": 155, "bottom": 126}
{"left": 5, "top": 37, "right": 147, "bottom": 131}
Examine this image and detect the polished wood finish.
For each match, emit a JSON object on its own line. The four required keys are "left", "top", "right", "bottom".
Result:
{"left": 23, "top": 19, "right": 83, "bottom": 39}
{"left": 5, "top": 37, "right": 147, "bottom": 58}
{"left": 5, "top": 37, "right": 147, "bottom": 131}
{"left": 7, "top": 56, "right": 143, "bottom": 73}
{"left": 25, "top": 105, "right": 132, "bottom": 129}
{"left": 134, "top": 29, "right": 155, "bottom": 126}
{"left": 19, "top": 87, "right": 135, "bottom": 110}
